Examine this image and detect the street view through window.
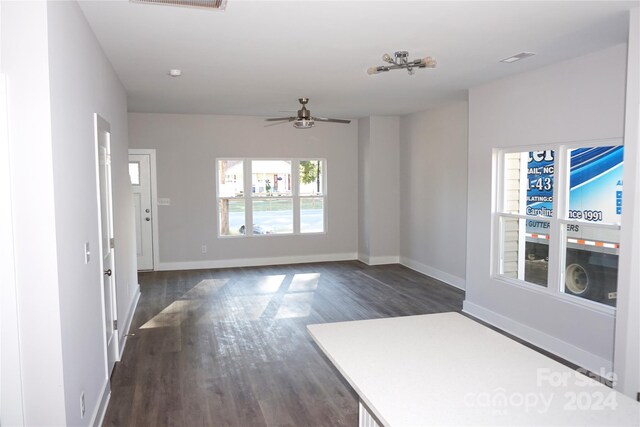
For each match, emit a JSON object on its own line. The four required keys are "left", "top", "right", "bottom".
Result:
{"left": 217, "top": 159, "right": 325, "bottom": 236}
{"left": 498, "top": 145, "right": 623, "bottom": 307}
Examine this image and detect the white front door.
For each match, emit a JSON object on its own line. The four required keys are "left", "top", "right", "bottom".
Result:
{"left": 129, "top": 153, "right": 154, "bottom": 270}
{"left": 96, "top": 114, "right": 118, "bottom": 374}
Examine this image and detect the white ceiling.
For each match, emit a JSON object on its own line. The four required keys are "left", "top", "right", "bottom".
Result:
{"left": 79, "top": 0, "right": 637, "bottom": 118}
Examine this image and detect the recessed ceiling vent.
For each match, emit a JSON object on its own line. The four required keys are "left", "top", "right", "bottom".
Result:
{"left": 130, "top": 0, "right": 227, "bottom": 11}
{"left": 500, "top": 52, "right": 535, "bottom": 63}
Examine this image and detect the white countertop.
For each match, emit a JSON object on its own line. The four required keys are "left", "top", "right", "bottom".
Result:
{"left": 307, "top": 312, "right": 640, "bottom": 426}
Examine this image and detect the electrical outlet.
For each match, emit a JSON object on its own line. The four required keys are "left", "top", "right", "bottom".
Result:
{"left": 80, "top": 392, "right": 85, "bottom": 418}
{"left": 201, "top": 244, "right": 207, "bottom": 254}
{"left": 84, "top": 242, "right": 90, "bottom": 264}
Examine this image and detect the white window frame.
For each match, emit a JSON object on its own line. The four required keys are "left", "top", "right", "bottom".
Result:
{"left": 493, "top": 138, "right": 622, "bottom": 315}
{"left": 216, "top": 158, "right": 327, "bottom": 237}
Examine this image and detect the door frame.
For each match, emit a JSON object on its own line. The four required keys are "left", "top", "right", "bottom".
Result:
{"left": 95, "top": 113, "right": 119, "bottom": 373}
{"left": 0, "top": 74, "right": 26, "bottom": 425}
{"left": 129, "top": 148, "right": 159, "bottom": 270}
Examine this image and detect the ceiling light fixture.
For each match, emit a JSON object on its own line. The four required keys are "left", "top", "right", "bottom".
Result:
{"left": 500, "top": 52, "right": 536, "bottom": 63}
{"left": 130, "top": 0, "right": 227, "bottom": 11}
{"left": 367, "top": 51, "right": 437, "bottom": 76}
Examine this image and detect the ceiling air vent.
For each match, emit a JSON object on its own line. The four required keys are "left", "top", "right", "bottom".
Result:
{"left": 130, "top": 0, "right": 227, "bottom": 11}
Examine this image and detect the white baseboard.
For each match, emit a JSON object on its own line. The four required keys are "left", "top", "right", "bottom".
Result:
{"left": 368, "top": 256, "right": 400, "bottom": 265}
{"left": 155, "top": 252, "right": 358, "bottom": 272}
{"left": 463, "top": 300, "right": 613, "bottom": 374}
{"left": 357, "top": 254, "right": 400, "bottom": 265}
{"left": 400, "top": 256, "right": 466, "bottom": 290}
{"left": 118, "top": 284, "right": 141, "bottom": 359}
{"left": 90, "top": 379, "right": 110, "bottom": 427}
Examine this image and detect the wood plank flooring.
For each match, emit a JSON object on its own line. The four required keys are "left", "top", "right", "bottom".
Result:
{"left": 103, "top": 261, "right": 464, "bottom": 426}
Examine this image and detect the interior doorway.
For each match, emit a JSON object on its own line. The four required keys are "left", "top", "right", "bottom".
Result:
{"left": 129, "top": 149, "right": 157, "bottom": 271}
{"left": 95, "top": 114, "right": 118, "bottom": 374}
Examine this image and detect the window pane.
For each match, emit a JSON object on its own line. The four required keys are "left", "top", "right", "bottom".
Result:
{"left": 503, "top": 151, "right": 554, "bottom": 217}
{"left": 300, "top": 160, "right": 323, "bottom": 196}
{"left": 564, "top": 224, "right": 619, "bottom": 307}
{"left": 252, "top": 198, "right": 293, "bottom": 234}
{"left": 128, "top": 162, "right": 140, "bottom": 185}
{"left": 219, "top": 198, "right": 245, "bottom": 236}
{"left": 301, "top": 197, "right": 324, "bottom": 233}
{"left": 252, "top": 160, "right": 292, "bottom": 197}
{"left": 499, "top": 216, "right": 549, "bottom": 287}
{"left": 567, "top": 146, "right": 623, "bottom": 225}
{"left": 218, "top": 160, "right": 244, "bottom": 197}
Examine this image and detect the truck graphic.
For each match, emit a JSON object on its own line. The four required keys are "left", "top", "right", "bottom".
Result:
{"left": 524, "top": 146, "right": 623, "bottom": 306}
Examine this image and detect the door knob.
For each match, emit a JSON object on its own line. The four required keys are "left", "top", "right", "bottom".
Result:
{"left": 145, "top": 217, "right": 151, "bottom": 221}
{"left": 104, "top": 269, "right": 112, "bottom": 276}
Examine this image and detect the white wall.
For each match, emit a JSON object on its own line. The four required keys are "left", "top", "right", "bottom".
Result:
{"left": 358, "top": 117, "right": 370, "bottom": 258}
{"left": 614, "top": 7, "right": 640, "bottom": 398}
{"left": 1, "top": 1, "right": 137, "bottom": 425}
{"left": 47, "top": 1, "right": 138, "bottom": 425}
{"left": 464, "top": 44, "right": 628, "bottom": 373}
{"left": 399, "top": 102, "right": 468, "bottom": 289}
{"left": 1, "top": 1, "right": 67, "bottom": 425}
{"left": 128, "top": 113, "right": 358, "bottom": 268}
{"left": 357, "top": 116, "right": 400, "bottom": 264}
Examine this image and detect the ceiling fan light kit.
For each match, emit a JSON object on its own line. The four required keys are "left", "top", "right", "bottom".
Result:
{"left": 367, "top": 51, "right": 437, "bottom": 76}
{"left": 265, "top": 98, "right": 351, "bottom": 130}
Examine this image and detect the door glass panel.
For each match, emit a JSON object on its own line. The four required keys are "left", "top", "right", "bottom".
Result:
{"left": 128, "top": 162, "right": 140, "bottom": 185}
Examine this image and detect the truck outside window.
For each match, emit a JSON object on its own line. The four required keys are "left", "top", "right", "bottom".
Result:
{"left": 496, "top": 144, "right": 623, "bottom": 308}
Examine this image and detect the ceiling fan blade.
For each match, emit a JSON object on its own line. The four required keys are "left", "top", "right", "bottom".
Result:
{"left": 265, "top": 117, "right": 295, "bottom": 122}
{"left": 264, "top": 120, "right": 293, "bottom": 128}
{"left": 313, "top": 117, "right": 351, "bottom": 124}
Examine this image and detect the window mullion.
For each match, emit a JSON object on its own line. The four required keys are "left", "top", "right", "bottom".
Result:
{"left": 293, "top": 159, "right": 300, "bottom": 234}
{"left": 548, "top": 147, "right": 567, "bottom": 294}
{"left": 244, "top": 159, "right": 253, "bottom": 236}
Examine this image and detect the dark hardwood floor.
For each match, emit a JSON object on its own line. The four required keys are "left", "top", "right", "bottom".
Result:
{"left": 102, "top": 261, "right": 465, "bottom": 426}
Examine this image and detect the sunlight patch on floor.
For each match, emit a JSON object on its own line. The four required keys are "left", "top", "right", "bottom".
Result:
{"left": 275, "top": 292, "right": 315, "bottom": 319}
{"left": 250, "top": 274, "right": 286, "bottom": 294}
{"left": 140, "top": 278, "right": 228, "bottom": 328}
{"left": 290, "top": 273, "right": 320, "bottom": 292}
{"left": 140, "top": 299, "right": 202, "bottom": 329}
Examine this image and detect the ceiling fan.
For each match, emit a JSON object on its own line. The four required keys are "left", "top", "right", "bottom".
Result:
{"left": 266, "top": 98, "right": 351, "bottom": 129}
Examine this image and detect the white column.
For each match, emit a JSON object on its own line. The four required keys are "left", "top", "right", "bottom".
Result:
{"left": 614, "top": 7, "right": 640, "bottom": 399}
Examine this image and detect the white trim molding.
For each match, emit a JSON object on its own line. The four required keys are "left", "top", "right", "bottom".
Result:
{"left": 614, "top": 7, "right": 640, "bottom": 399}
{"left": 118, "top": 284, "right": 141, "bottom": 359}
{"left": 156, "top": 252, "right": 358, "bottom": 271}
{"left": 0, "top": 73, "right": 26, "bottom": 426}
{"left": 90, "top": 379, "right": 110, "bottom": 427}
{"left": 463, "top": 300, "right": 613, "bottom": 375}
{"left": 358, "top": 254, "right": 400, "bottom": 265}
{"left": 400, "top": 256, "right": 466, "bottom": 290}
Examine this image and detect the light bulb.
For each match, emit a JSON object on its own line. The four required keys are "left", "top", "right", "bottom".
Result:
{"left": 422, "top": 57, "right": 437, "bottom": 68}
{"left": 382, "top": 53, "right": 392, "bottom": 63}
{"left": 367, "top": 67, "right": 380, "bottom": 75}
